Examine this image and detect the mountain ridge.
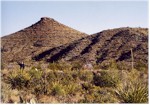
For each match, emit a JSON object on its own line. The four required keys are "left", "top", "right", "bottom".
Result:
{"left": 1, "top": 17, "right": 87, "bottom": 67}
{"left": 33, "top": 27, "right": 148, "bottom": 69}
{"left": 1, "top": 17, "right": 148, "bottom": 69}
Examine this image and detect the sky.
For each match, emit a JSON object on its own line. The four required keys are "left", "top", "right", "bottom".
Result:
{"left": 1, "top": 0, "right": 149, "bottom": 36}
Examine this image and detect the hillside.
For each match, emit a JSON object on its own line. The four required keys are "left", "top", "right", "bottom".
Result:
{"left": 1, "top": 18, "right": 148, "bottom": 103}
{"left": 1, "top": 17, "right": 87, "bottom": 67}
{"left": 33, "top": 27, "right": 148, "bottom": 68}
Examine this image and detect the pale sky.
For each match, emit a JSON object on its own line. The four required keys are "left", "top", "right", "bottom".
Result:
{"left": 1, "top": 0, "right": 149, "bottom": 36}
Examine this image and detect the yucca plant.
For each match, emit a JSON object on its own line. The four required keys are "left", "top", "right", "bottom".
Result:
{"left": 6, "top": 70, "right": 31, "bottom": 89}
{"left": 116, "top": 82, "right": 148, "bottom": 103}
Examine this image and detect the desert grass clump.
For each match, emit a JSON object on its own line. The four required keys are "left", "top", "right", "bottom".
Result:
{"left": 50, "top": 82, "right": 65, "bottom": 96}
{"left": 93, "top": 71, "right": 119, "bottom": 87}
{"left": 64, "top": 83, "right": 82, "bottom": 95}
{"left": 6, "top": 70, "right": 31, "bottom": 90}
{"left": 116, "top": 82, "right": 148, "bottom": 103}
{"left": 28, "top": 67, "right": 43, "bottom": 79}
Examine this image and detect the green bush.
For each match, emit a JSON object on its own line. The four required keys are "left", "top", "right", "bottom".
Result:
{"left": 116, "top": 82, "right": 148, "bottom": 103}
{"left": 93, "top": 71, "right": 119, "bottom": 87}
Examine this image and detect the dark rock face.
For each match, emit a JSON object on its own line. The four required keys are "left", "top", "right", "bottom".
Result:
{"left": 1, "top": 17, "right": 87, "bottom": 66}
{"left": 33, "top": 27, "right": 148, "bottom": 67}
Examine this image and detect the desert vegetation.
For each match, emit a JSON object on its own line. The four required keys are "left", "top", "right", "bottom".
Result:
{"left": 1, "top": 61, "right": 148, "bottom": 103}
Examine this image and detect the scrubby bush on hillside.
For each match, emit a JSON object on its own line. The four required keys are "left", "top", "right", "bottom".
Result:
{"left": 50, "top": 82, "right": 65, "bottom": 96}
{"left": 2, "top": 62, "right": 148, "bottom": 103}
{"left": 116, "top": 82, "right": 148, "bottom": 103}
{"left": 6, "top": 70, "right": 31, "bottom": 90}
{"left": 93, "top": 71, "right": 119, "bottom": 87}
{"left": 28, "top": 67, "right": 43, "bottom": 79}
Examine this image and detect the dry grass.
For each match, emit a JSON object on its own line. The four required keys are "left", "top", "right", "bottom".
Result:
{"left": 1, "top": 62, "right": 148, "bottom": 103}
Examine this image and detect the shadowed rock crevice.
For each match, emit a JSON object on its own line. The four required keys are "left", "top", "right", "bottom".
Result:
{"left": 32, "top": 47, "right": 57, "bottom": 61}
{"left": 117, "top": 51, "right": 131, "bottom": 61}
{"left": 47, "top": 42, "right": 79, "bottom": 62}
{"left": 80, "top": 34, "right": 100, "bottom": 55}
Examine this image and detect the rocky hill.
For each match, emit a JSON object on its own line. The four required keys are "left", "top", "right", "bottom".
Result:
{"left": 1, "top": 17, "right": 87, "bottom": 67}
{"left": 33, "top": 27, "right": 148, "bottom": 68}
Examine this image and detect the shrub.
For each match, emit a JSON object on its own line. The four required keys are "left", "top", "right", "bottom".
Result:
{"left": 64, "top": 83, "right": 82, "bottom": 95}
{"left": 50, "top": 82, "right": 65, "bottom": 96}
{"left": 93, "top": 71, "right": 119, "bottom": 87}
{"left": 6, "top": 70, "right": 31, "bottom": 90}
{"left": 61, "top": 73, "right": 74, "bottom": 85}
{"left": 28, "top": 67, "right": 43, "bottom": 79}
{"left": 116, "top": 82, "right": 148, "bottom": 103}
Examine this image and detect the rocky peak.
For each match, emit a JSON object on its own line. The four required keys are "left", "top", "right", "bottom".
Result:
{"left": 40, "top": 17, "right": 54, "bottom": 22}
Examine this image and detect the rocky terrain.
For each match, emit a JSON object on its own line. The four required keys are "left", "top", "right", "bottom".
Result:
{"left": 33, "top": 27, "right": 148, "bottom": 68}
